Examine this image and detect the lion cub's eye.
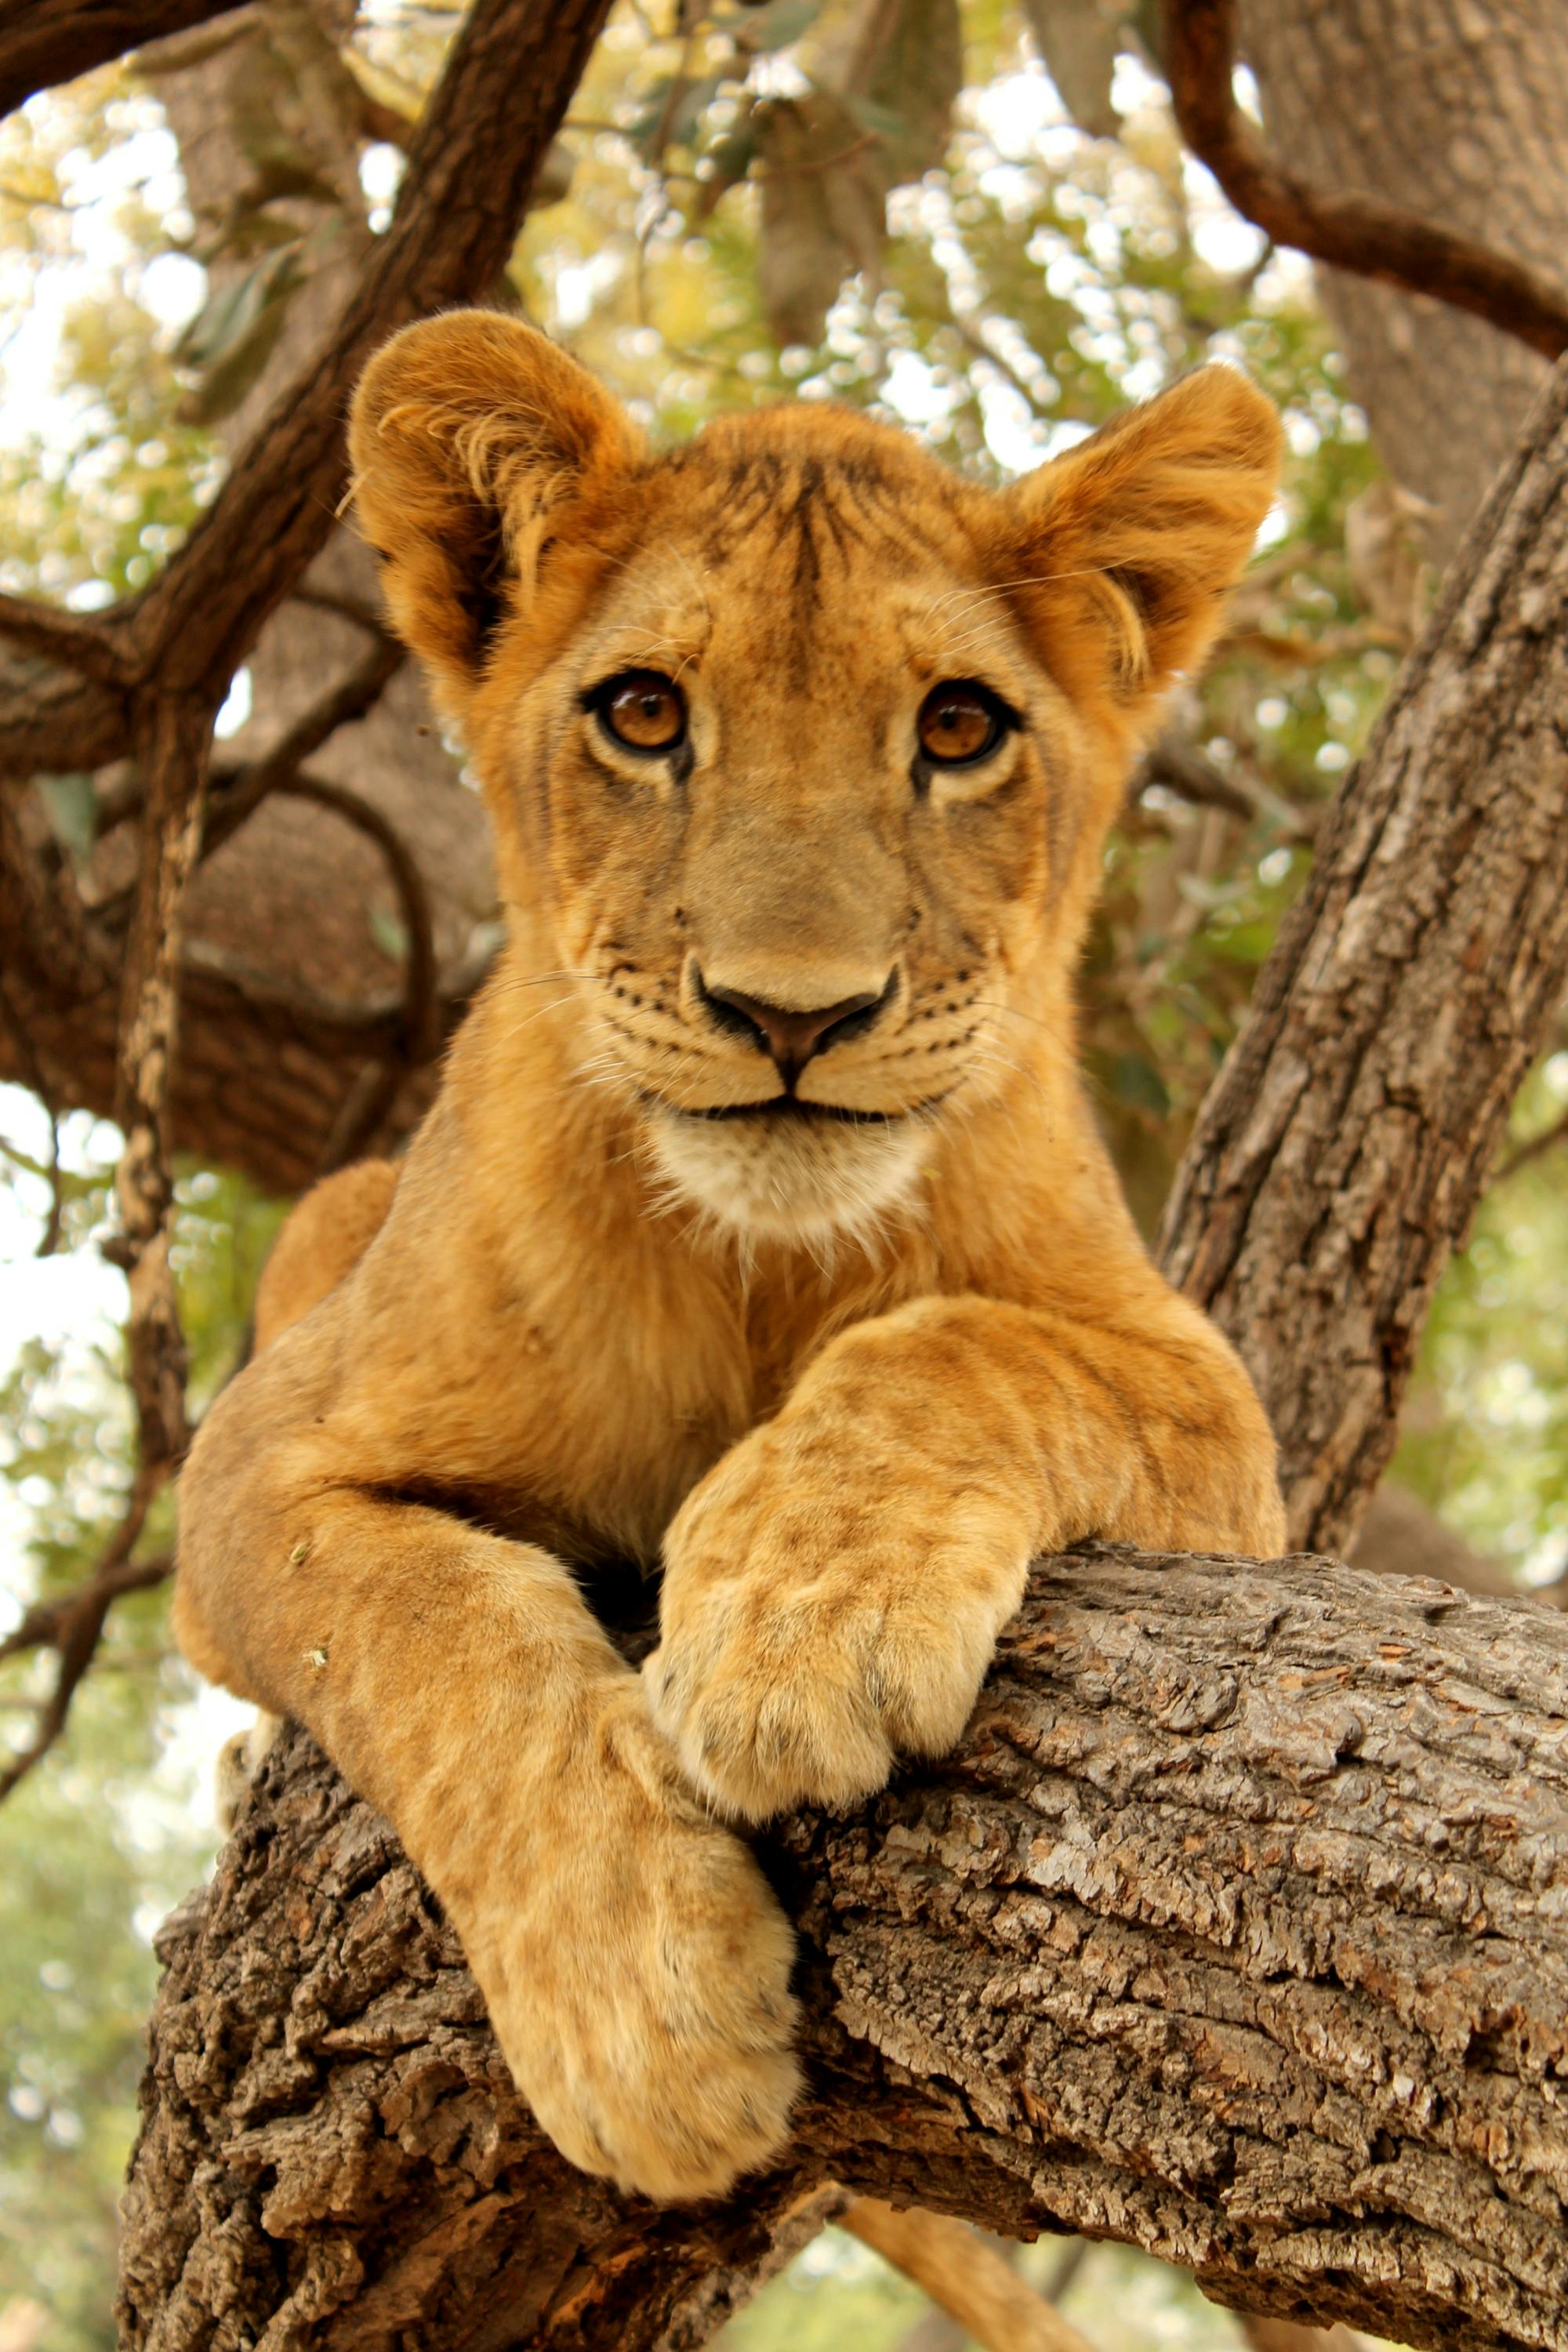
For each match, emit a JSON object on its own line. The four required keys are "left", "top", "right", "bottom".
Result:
{"left": 590, "top": 670, "right": 687, "bottom": 755}
{"left": 916, "top": 681, "right": 1011, "bottom": 768}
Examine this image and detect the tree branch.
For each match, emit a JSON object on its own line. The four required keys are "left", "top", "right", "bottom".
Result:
{"left": 0, "top": 1491, "right": 171, "bottom": 1802}
{"left": 0, "top": 0, "right": 250, "bottom": 119}
{"left": 1495, "top": 1103, "right": 1568, "bottom": 1186}
{"left": 0, "top": 0, "right": 615, "bottom": 785}
{"left": 119, "top": 1548, "right": 1568, "bottom": 2352}
{"left": 843, "top": 2198, "right": 1098, "bottom": 2352}
{"left": 1163, "top": 0, "right": 1568, "bottom": 358}
{"left": 109, "top": 692, "right": 215, "bottom": 1474}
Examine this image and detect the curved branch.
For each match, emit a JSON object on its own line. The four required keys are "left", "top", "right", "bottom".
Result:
{"left": 119, "top": 1548, "right": 1568, "bottom": 2352}
{"left": 0, "top": 1478, "right": 169, "bottom": 1802}
{"left": 267, "top": 769, "right": 440, "bottom": 1065}
{"left": 1163, "top": 0, "right": 1568, "bottom": 358}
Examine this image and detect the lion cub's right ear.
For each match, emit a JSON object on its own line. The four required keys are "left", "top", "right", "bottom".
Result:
{"left": 348, "top": 310, "right": 644, "bottom": 717}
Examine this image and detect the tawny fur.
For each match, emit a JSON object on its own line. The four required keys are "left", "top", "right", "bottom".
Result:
{"left": 175, "top": 312, "right": 1287, "bottom": 2205}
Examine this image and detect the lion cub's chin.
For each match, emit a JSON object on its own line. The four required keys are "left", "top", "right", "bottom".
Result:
{"left": 647, "top": 1105, "right": 928, "bottom": 1244}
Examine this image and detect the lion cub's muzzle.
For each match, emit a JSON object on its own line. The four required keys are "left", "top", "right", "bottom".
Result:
{"left": 641, "top": 959, "right": 932, "bottom": 1240}
{"left": 693, "top": 967, "right": 898, "bottom": 1094}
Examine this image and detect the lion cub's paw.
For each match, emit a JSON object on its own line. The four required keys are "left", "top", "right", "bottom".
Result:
{"left": 466, "top": 1685, "right": 800, "bottom": 2204}
{"left": 649, "top": 1423, "right": 1030, "bottom": 1824}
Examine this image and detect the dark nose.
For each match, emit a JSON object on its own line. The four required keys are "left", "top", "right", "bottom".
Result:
{"left": 696, "top": 971, "right": 895, "bottom": 1085}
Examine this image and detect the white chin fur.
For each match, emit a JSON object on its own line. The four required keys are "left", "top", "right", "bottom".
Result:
{"left": 648, "top": 1109, "right": 927, "bottom": 1243}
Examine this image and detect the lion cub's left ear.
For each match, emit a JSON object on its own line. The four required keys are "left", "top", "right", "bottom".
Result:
{"left": 993, "top": 366, "right": 1281, "bottom": 721}
{"left": 348, "top": 310, "right": 644, "bottom": 717}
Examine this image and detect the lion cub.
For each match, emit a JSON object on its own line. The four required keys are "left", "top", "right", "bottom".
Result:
{"left": 175, "top": 314, "right": 1286, "bottom": 2203}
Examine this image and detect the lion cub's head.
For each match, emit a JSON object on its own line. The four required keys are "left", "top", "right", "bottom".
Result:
{"left": 350, "top": 314, "right": 1279, "bottom": 1243}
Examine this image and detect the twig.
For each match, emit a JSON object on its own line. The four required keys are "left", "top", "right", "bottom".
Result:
{"left": 1163, "top": 0, "right": 1568, "bottom": 358}
{"left": 1131, "top": 730, "right": 1317, "bottom": 839}
{"left": 951, "top": 317, "right": 1056, "bottom": 421}
{"left": 0, "top": 693, "right": 219, "bottom": 1804}
{"left": 1495, "top": 1104, "right": 1568, "bottom": 1185}
{"left": 0, "top": 590, "right": 133, "bottom": 686}
{"left": 95, "top": 637, "right": 405, "bottom": 845}
{"left": 285, "top": 586, "right": 396, "bottom": 638}
{"left": 270, "top": 770, "right": 440, "bottom": 1064}
{"left": 0, "top": 1472, "right": 171, "bottom": 1806}
{"left": 201, "top": 642, "right": 408, "bottom": 862}
{"left": 1040, "top": 2242, "right": 1089, "bottom": 2307}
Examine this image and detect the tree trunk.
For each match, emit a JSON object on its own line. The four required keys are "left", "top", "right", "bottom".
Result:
{"left": 1158, "top": 350, "right": 1568, "bottom": 1555}
{"left": 118, "top": 1547, "right": 1568, "bottom": 2352}
{"left": 1241, "top": 0, "right": 1568, "bottom": 567}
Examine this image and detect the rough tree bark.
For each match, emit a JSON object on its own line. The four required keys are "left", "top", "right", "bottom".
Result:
{"left": 1241, "top": 0, "right": 1568, "bottom": 566}
{"left": 117, "top": 353, "right": 1568, "bottom": 2341}
{"left": 1160, "top": 351, "right": 1568, "bottom": 1556}
{"left": 120, "top": 1549, "right": 1568, "bottom": 2352}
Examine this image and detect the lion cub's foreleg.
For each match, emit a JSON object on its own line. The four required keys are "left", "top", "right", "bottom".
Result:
{"left": 175, "top": 1163, "right": 800, "bottom": 2201}
{"left": 649, "top": 1284, "right": 1285, "bottom": 1823}
{"left": 177, "top": 1400, "right": 799, "bottom": 2201}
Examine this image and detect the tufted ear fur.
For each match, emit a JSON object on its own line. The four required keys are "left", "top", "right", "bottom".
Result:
{"left": 993, "top": 366, "right": 1282, "bottom": 726}
{"left": 348, "top": 310, "right": 645, "bottom": 717}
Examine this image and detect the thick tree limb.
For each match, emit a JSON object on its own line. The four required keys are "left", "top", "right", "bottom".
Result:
{"left": 0, "top": 0, "right": 249, "bottom": 120}
{"left": 119, "top": 1548, "right": 1568, "bottom": 2352}
{"left": 1159, "top": 351, "right": 1568, "bottom": 1555}
{"left": 1163, "top": 0, "right": 1568, "bottom": 358}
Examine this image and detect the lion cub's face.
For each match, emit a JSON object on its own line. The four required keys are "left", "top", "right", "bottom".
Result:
{"left": 518, "top": 437, "right": 1079, "bottom": 1241}
{"left": 351, "top": 317, "right": 1279, "bottom": 1243}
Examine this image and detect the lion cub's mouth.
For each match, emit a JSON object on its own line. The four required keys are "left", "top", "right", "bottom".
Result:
{"left": 678, "top": 1098, "right": 898, "bottom": 1127}
{"left": 648, "top": 1091, "right": 954, "bottom": 1127}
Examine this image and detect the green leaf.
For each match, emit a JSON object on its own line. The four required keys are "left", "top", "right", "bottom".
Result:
{"left": 695, "top": 112, "right": 759, "bottom": 217}
{"left": 369, "top": 904, "right": 408, "bottom": 964}
{"left": 1019, "top": 0, "right": 1128, "bottom": 140}
{"left": 174, "top": 243, "right": 300, "bottom": 374}
{"left": 755, "top": 91, "right": 884, "bottom": 347}
{"left": 627, "top": 74, "right": 724, "bottom": 162}
{"left": 36, "top": 772, "right": 98, "bottom": 869}
{"left": 730, "top": 0, "right": 822, "bottom": 55}
{"left": 1109, "top": 1051, "right": 1171, "bottom": 1116}
{"left": 851, "top": 0, "right": 963, "bottom": 186}
{"left": 173, "top": 245, "right": 304, "bottom": 425}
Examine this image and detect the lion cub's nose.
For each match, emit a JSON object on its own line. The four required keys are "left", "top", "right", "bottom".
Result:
{"left": 696, "top": 972, "right": 893, "bottom": 1086}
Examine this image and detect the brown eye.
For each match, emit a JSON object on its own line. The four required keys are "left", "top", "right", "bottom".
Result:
{"left": 591, "top": 669, "right": 687, "bottom": 754}
{"left": 916, "top": 681, "right": 1011, "bottom": 768}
